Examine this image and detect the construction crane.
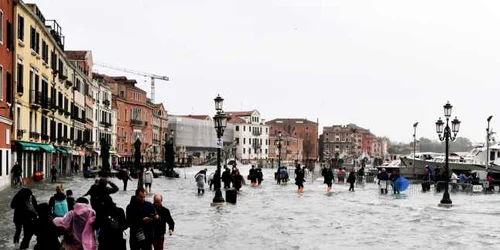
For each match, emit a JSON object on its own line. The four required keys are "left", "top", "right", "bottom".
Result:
{"left": 94, "top": 63, "right": 169, "bottom": 103}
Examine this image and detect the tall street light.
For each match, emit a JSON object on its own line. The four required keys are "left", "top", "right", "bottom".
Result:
{"left": 412, "top": 122, "right": 418, "bottom": 179}
{"left": 486, "top": 116, "right": 493, "bottom": 172}
{"left": 435, "top": 101, "right": 461, "bottom": 207}
{"left": 277, "top": 131, "right": 282, "bottom": 169}
{"left": 213, "top": 95, "right": 227, "bottom": 204}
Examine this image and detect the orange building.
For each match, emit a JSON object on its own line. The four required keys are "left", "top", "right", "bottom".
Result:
{"left": 266, "top": 118, "right": 318, "bottom": 164}
{"left": 268, "top": 130, "right": 303, "bottom": 165}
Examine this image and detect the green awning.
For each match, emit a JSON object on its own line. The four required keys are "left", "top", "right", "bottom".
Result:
{"left": 56, "top": 147, "right": 68, "bottom": 154}
{"left": 17, "top": 141, "right": 42, "bottom": 152}
{"left": 63, "top": 147, "right": 76, "bottom": 155}
{"left": 40, "top": 144, "right": 56, "bottom": 153}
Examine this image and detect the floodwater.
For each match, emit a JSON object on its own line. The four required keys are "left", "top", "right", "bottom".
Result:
{"left": 1, "top": 165, "right": 500, "bottom": 250}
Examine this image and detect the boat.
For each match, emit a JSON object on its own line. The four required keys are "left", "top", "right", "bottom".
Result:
{"left": 400, "top": 143, "right": 500, "bottom": 178}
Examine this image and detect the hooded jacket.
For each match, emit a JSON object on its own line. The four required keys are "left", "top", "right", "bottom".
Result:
{"left": 126, "top": 196, "right": 156, "bottom": 242}
{"left": 53, "top": 203, "right": 97, "bottom": 250}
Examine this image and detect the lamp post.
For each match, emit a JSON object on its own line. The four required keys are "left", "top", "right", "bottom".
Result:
{"left": 435, "top": 101, "right": 461, "bottom": 207}
{"left": 412, "top": 122, "right": 418, "bottom": 179}
{"left": 486, "top": 116, "right": 493, "bottom": 172}
{"left": 277, "top": 131, "right": 282, "bottom": 169}
{"left": 213, "top": 95, "right": 227, "bottom": 204}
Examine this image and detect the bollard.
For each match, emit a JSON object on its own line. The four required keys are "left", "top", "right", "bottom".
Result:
{"left": 226, "top": 189, "right": 237, "bottom": 204}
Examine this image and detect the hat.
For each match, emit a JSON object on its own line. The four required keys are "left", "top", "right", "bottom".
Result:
{"left": 381, "top": 168, "right": 386, "bottom": 171}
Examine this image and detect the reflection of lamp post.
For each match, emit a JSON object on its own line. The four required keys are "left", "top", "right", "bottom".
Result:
{"left": 435, "top": 101, "right": 461, "bottom": 207}
{"left": 213, "top": 95, "right": 227, "bottom": 204}
{"left": 486, "top": 116, "right": 493, "bottom": 172}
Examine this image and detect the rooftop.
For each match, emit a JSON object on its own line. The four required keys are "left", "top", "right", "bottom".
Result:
{"left": 65, "top": 50, "right": 89, "bottom": 61}
{"left": 266, "top": 118, "right": 318, "bottom": 125}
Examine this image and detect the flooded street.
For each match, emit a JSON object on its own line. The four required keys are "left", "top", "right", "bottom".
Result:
{"left": 1, "top": 165, "right": 500, "bottom": 250}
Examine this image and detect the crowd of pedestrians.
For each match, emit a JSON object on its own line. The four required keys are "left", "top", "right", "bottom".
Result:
{"left": 10, "top": 177, "right": 175, "bottom": 250}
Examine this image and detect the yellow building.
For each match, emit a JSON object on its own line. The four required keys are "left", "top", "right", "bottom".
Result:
{"left": 13, "top": 2, "right": 76, "bottom": 179}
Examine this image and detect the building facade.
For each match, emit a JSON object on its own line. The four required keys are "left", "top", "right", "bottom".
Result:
{"left": 321, "top": 123, "right": 389, "bottom": 160}
{"left": 0, "top": 0, "right": 14, "bottom": 188}
{"left": 227, "top": 110, "right": 269, "bottom": 163}
{"left": 268, "top": 130, "right": 303, "bottom": 166}
{"left": 151, "top": 103, "right": 167, "bottom": 162}
{"left": 266, "top": 118, "right": 318, "bottom": 164}
{"left": 13, "top": 2, "right": 80, "bottom": 180}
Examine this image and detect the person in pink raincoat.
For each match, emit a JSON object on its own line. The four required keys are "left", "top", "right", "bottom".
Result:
{"left": 53, "top": 197, "right": 97, "bottom": 250}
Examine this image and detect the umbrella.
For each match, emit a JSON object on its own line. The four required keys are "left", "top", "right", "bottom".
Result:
{"left": 394, "top": 177, "right": 409, "bottom": 192}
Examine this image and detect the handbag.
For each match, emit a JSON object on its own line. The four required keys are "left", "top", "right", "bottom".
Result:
{"left": 135, "top": 228, "right": 146, "bottom": 242}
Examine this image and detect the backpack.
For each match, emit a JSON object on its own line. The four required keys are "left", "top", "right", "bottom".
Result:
{"left": 54, "top": 199, "right": 68, "bottom": 217}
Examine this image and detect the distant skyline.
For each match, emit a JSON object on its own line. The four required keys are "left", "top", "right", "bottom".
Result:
{"left": 33, "top": 0, "right": 500, "bottom": 143}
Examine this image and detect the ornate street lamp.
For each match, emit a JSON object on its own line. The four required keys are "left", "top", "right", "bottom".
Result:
{"left": 213, "top": 95, "right": 227, "bottom": 204}
{"left": 435, "top": 101, "right": 461, "bottom": 207}
{"left": 277, "top": 131, "right": 282, "bottom": 169}
{"left": 486, "top": 116, "right": 493, "bottom": 172}
{"left": 412, "top": 122, "right": 418, "bottom": 179}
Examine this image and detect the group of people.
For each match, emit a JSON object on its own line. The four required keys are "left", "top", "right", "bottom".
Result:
{"left": 248, "top": 165, "right": 264, "bottom": 186}
{"left": 321, "top": 166, "right": 359, "bottom": 192}
{"left": 196, "top": 165, "right": 247, "bottom": 194}
{"left": 11, "top": 178, "right": 175, "bottom": 250}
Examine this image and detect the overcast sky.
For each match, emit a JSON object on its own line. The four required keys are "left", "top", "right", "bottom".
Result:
{"left": 33, "top": 0, "right": 500, "bottom": 143}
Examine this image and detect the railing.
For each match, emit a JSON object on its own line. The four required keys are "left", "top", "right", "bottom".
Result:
{"left": 103, "top": 99, "right": 110, "bottom": 106}
{"left": 42, "top": 97, "right": 51, "bottom": 110}
{"left": 41, "top": 134, "right": 49, "bottom": 141}
{"left": 29, "top": 131, "right": 40, "bottom": 139}
{"left": 17, "top": 129, "right": 25, "bottom": 138}
{"left": 131, "top": 119, "right": 143, "bottom": 126}
{"left": 252, "top": 143, "right": 262, "bottom": 149}
{"left": 30, "top": 90, "right": 43, "bottom": 107}
{"left": 100, "top": 121, "right": 112, "bottom": 128}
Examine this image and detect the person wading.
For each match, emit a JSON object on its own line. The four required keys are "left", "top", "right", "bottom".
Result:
{"left": 11, "top": 188, "right": 38, "bottom": 249}
{"left": 295, "top": 165, "right": 306, "bottom": 193}
{"left": 127, "top": 188, "right": 156, "bottom": 250}
{"left": 152, "top": 194, "right": 175, "bottom": 250}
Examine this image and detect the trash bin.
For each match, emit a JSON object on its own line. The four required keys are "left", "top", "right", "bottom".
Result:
{"left": 226, "top": 189, "right": 237, "bottom": 204}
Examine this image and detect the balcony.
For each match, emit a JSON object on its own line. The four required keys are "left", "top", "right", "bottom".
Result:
{"left": 17, "top": 129, "right": 25, "bottom": 139}
{"left": 57, "top": 106, "right": 64, "bottom": 114}
{"left": 42, "top": 97, "right": 51, "bottom": 112}
{"left": 65, "top": 79, "right": 72, "bottom": 88}
{"left": 74, "top": 140, "right": 84, "bottom": 146}
{"left": 30, "top": 90, "right": 43, "bottom": 109}
{"left": 100, "top": 121, "right": 111, "bottom": 128}
{"left": 252, "top": 130, "right": 262, "bottom": 136}
{"left": 41, "top": 134, "right": 49, "bottom": 141}
{"left": 131, "top": 119, "right": 145, "bottom": 127}
{"left": 64, "top": 109, "right": 71, "bottom": 117}
{"left": 103, "top": 99, "right": 110, "bottom": 107}
{"left": 29, "top": 131, "right": 40, "bottom": 140}
{"left": 252, "top": 142, "right": 262, "bottom": 149}
{"left": 59, "top": 74, "right": 68, "bottom": 81}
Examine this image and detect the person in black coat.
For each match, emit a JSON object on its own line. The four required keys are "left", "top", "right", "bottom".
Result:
{"left": 11, "top": 188, "right": 38, "bottom": 248}
{"left": 295, "top": 166, "right": 306, "bottom": 193}
{"left": 127, "top": 188, "right": 156, "bottom": 250}
{"left": 256, "top": 167, "right": 264, "bottom": 186}
{"left": 152, "top": 194, "right": 175, "bottom": 250}
{"left": 322, "top": 167, "right": 334, "bottom": 192}
{"left": 347, "top": 171, "right": 356, "bottom": 192}
{"left": 95, "top": 196, "right": 128, "bottom": 250}
{"left": 33, "top": 203, "right": 61, "bottom": 250}
{"left": 85, "top": 178, "right": 119, "bottom": 213}
{"left": 221, "top": 167, "right": 231, "bottom": 189}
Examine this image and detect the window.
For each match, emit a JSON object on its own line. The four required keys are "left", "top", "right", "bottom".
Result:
{"left": 6, "top": 20, "right": 13, "bottom": 50}
{"left": 30, "top": 26, "right": 35, "bottom": 51}
{"left": 6, "top": 72, "right": 11, "bottom": 103}
{"left": 0, "top": 66, "right": 3, "bottom": 100}
{"left": 5, "top": 149, "right": 8, "bottom": 175}
{"left": 249, "top": 148, "right": 252, "bottom": 154}
{"left": 243, "top": 148, "right": 245, "bottom": 154}
{"left": 235, "top": 138, "right": 239, "bottom": 145}
{"left": 16, "top": 61, "right": 23, "bottom": 94}
{"left": 0, "top": 11, "right": 3, "bottom": 43}
{"left": 235, "top": 126, "right": 239, "bottom": 131}
{"left": 17, "top": 15, "right": 24, "bottom": 41}
{"left": 16, "top": 107, "right": 20, "bottom": 130}
{"left": 42, "top": 40, "right": 48, "bottom": 63}
{"left": 6, "top": 129, "right": 9, "bottom": 145}
{"left": 243, "top": 126, "right": 245, "bottom": 132}
{"left": 243, "top": 138, "right": 246, "bottom": 145}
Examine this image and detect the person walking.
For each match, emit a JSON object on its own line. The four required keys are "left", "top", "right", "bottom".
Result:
{"left": 51, "top": 165, "right": 58, "bottom": 183}
{"left": 84, "top": 178, "right": 119, "bottom": 214}
{"left": 144, "top": 167, "right": 154, "bottom": 193}
{"left": 127, "top": 188, "right": 156, "bottom": 250}
{"left": 152, "top": 194, "right": 175, "bottom": 250}
{"left": 232, "top": 170, "right": 245, "bottom": 191}
{"left": 120, "top": 167, "right": 133, "bottom": 191}
{"left": 347, "top": 171, "right": 356, "bottom": 192}
{"left": 194, "top": 169, "right": 207, "bottom": 194}
{"left": 390, "top": 170, "right": 401, "bottom": 194}
{"left": 222, "top": 167, "right": 231, "bottom": 189}
{"left": 295, "top": 165, "right": 306, "bottom": 193}
{"left": 33, "top": 203, "right": 61, "bottom": 250}
{"left": 378, "top": 168, "right": 390, "bottom": 194}
{"left": 49, "top": 185, "right": 68, "bottom": 218}
{"left": 95, "top": 196, "right": 127, "bottom": 250}
{"left": 53, "top": 197, "right": 97, "bottom": 250}
{"left": 11, "top": 162, "right": 22, "bottom": 187}
{"left": 11, "top": 188, "right": 38, "bottom": 249}
{"left": 322, "top": 167, "right": 334, "bottom": 192}
{"left": 66, "top": 189, "right": 76, "bottom": 211}
{"left": 256, "top": 167, "right": 264, "bottom": 186}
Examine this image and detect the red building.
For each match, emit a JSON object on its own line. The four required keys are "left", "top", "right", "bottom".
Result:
{"left": 103, "top": 75, "right": 153, "bottom": 161}
{"left": 0, "top": 0, "right": 14, "bottom": 188}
